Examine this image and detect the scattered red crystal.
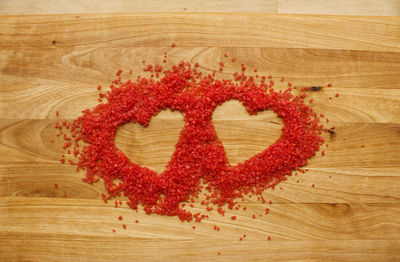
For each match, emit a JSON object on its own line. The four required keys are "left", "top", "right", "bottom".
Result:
{"left": 57, "top": 57, "right": 326, "bottom": 222}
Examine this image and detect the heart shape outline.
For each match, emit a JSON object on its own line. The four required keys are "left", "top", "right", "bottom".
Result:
{"left": 77, "top": 67, "right": 323, "bottom": 220}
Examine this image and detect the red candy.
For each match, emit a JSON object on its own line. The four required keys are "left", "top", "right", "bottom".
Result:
{"left": 61, "top": 60, "right": 325, "bottom": 222}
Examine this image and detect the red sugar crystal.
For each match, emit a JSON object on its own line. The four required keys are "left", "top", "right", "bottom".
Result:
{"left": 57, "top": 58, "right": 325, "bottom": 222}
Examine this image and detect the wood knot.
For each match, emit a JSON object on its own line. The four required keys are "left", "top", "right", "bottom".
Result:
{"left": 311, "top": 86, "right": 322, "bottom": 91}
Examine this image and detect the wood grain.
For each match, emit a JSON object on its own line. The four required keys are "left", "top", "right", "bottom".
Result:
{"left": 1, "top": 119, "right": 399, "bottom": 204}
{"left": 1, "top": 14, "right": 400, "bottom": 51}
{"left": 1, "top": 13, "right": 400, "bottom": 262}
{"left": 1, "top": 198, "right": 399, "bottom": 261}
{"left": 1, "top": 47, "right": 400, "bottom": 121}
{"left": 3, "top": 0, "right": 400, "bottom": 16}
{"left": 278, "top": 0, "right": 400, "bottom": 16}
{"left": 0, "top": 0, "right": 276, "bottom": 15}
{"left": 1, "top": 197, "right": 400, "bottom": 241}
{"left": 115, "top": 109, "right": 185, "bottom": 173}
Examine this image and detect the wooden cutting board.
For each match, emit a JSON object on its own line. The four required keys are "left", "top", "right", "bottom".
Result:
{"left": 1, "top": 13, "right": 400, "bottom": 261}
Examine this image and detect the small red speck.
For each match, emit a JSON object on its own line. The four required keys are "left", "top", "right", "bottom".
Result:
{"left": 239, "top": 238, "right": 243, "bottom": 241}
{"left": 281, "top": 77, "right": 285, "bottom": 82}
{"left": 335, "top": 93, "right": 339, "bottom": 97}
{"left": 192, "top": 226, "right": 196, "bottom": 229}
{"left": 122, "top": 224, "right": 126, "bottom": 229}
{"left": 60, "top": 159, "right": 65, "bottom": 164}
{"left": 329, "top": 97, "right": 332, "bottom": 100}
{"left": 56, "top": 111, "right": 59, "bottom": 116}
{"left": 268, "top": 236, "right": 271, "bottom": 240}
{"left": 118, "top": 216, "right": 123, "bottom": 221}
{"left": 224, "top": 53, "right": 228, "bottom": 57}
{"left": 112, "top": 229, "right": 116, "bottom": 233}
{"left": 54, "top": 183, "right": 58, "bottom": 189}
{"left": 218, "top": 252, "right": 221, "bottom": 255}
{"left": 252, "top": 214, "right": 256, "bottom": 219}
{"left": 321, "top": 151, "right": 325, "bottom": 156}
{"left": 231, "top": 57, "right": 236, "bottom": 62}
{"left": 64, "top": 193, "right": 67, "bottom": 198}
{"left": 269, "top": 200, "right": 272, "bottom": 205}
{"left": 309, "top": 99, "right": 314, "bottom": 104}
{"left": 327, "top": 83, "right": 332, "bottom": 87}
{"left": 243, "top": 234, "right": 246, "bottom": 238}
{"left": 171, "top": 42, "right": 176, "bottom": 47}
{"left": 320, "top": 113, "right": 324, "bottom": 118}
{"left": 312, "top": 184, "right": 315, "bottom": 188}
{"left": 135, "top": 220, "right": 139, "bottom": 223}
{"left": 296, "top": 180, "right": 299, "bottom": 183}
{"left": 329, "top": 176, "right": 332, "bottom": 178}
{"left": 231, "top": 216, "right": 237, "bottom": 220}
{"left": 116, "top": 69, "right": 123, "bottom": 76}
{"left": 97, "top": 85, "right": 101, "bottom": 90}
{"left": 51, "top": 139, "right": 54, "bottom": 143}
{"left": 361, "top": 145, "right": 365, "bottom": 148}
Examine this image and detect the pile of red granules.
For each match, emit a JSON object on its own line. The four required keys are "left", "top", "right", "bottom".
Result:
{"left": 56, "top": 54, "right": 330, "bottom": 222}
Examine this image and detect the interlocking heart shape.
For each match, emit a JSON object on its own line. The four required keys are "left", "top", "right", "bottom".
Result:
{"left": 73, "top": 63, "right": 324, "bottom": 221}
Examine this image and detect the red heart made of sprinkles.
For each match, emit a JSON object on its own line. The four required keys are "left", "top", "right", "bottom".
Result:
{"left": 62, "top": 61, "right": 324, "bottom": 222}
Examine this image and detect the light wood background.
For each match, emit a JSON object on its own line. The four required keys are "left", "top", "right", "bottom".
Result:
{"left": 1, "top": 1, "right": 400, "bottom": 262}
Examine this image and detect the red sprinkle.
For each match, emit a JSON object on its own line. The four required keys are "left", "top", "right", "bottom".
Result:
{"left": 171, "top": 42, "right": 176, "bottom": 47}
{"left": 57, "top": 59, "right": 326, "bottom": 223}
{"left": 118, "top": 216, "right": 123, "bottom": 221}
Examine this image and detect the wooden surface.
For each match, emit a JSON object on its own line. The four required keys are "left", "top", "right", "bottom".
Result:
{"left": 2, "top": 0, "right": 400, "bottom": 16}
{"left": 0, "top": 0, "right": 277, "bottom": 14}
{"left": 1, "top": 10, "right": 400, "bottom": 262}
